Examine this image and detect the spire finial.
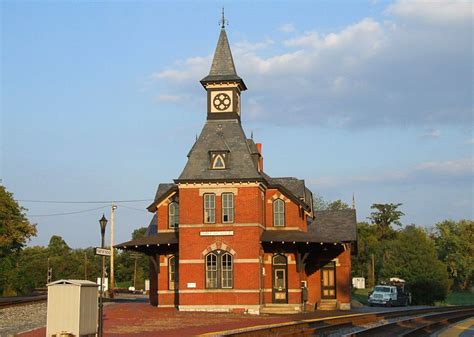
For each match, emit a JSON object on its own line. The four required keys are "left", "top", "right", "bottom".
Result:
{"left": 220, "top": 7, "right": 228, "bottom": 29}
{"left": 352, "top": 193, "right": 356, "bottom": 209}
{"left": 251, "top": 131, "right": 254, "bottom": 140}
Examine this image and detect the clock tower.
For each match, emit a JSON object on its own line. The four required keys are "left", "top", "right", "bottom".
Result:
{"left": 200, "top": 11, "right": 247, "bottom": 121}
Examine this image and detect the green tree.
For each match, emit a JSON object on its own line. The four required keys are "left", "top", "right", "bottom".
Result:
{"left": 0, "top": 186, "right": 37, "bottom": 295}
{"left": 313, "top": 195, "right": 329, "bottom": 211}
{"left": 115, "top": 227, "right": 149, "bottom": 289}
{"left": 380, "top": 225, "right": 449, "bottom": 305}
{"left": 327, "top": 200, "right": 350, "bottom": 210}
{"left": 368, "top": 203, "right": 404, "bottom": 239}
{"left": 435, "top": 220, "right": 474, "bottom": 291}
{"left": 351, "top": 222, "right": 383, "bottom": 288}
{"left": 0, "top": 186, "right": 36, "bottom": 255}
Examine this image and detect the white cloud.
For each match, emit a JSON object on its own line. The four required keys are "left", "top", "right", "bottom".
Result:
{"left": 416, "top": 158, "right": 473, "bottom": 175}
{"left": 421, "top": 129, "right": 441, "bottom": 138}
{"left": 279, "top": 23, "right": 296, "bottom": 33}
{"left": 149, "top": 1, "right": 472, "bottom": 128}
{"left": 465, "top": 138, "right": 474, "bottom": 145}
{"left": 309, "top": 158, "right": 473, "bottom": 188}
{"left": 233, "top": 39, "right": 274, "bottom": 54}
{"left": 387, "top": 0, "right": 473, "bottom": 25}
{"left": 154, "top": 94, "right": 182, "bottom": 103}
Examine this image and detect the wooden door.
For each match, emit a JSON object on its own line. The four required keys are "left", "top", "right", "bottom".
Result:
{"left": 272, "top": 254, "right": 288, "bottom": 303}
{"left": 321, "top": 262, "right": 336, "bottom": 299}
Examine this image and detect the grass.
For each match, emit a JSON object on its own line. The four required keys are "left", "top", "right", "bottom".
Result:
{"left": 437, "top": 291, "right": 474, "bottom": 306}
{"left": 351, "top": 288, "right": 370, "bottom": 305}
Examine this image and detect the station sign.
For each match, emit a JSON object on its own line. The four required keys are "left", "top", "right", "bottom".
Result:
{"left": 95, "top": 248, "right": 111, "bottom": 256}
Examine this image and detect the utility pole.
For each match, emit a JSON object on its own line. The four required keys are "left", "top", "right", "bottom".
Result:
{"left": 84, "top": 253, "right": 88, "bottom": 280}
{"left": 371, "top": 254, "right": 375, "bottom": 288}
{"left": 109, "top": 203, "right": 117, "bottom": 298}
{"left": 133, "top": 255, "right": 138, "bottom": 290}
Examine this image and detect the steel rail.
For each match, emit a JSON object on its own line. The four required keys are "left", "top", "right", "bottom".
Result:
{"left": 0, "top": 295, "right": 47, "bottom": 309}
{"left": 343, "top": 307, "right": 474, "bottom": 337}
{"left": 220, "top": 305, "right": 474, "bottom": 337}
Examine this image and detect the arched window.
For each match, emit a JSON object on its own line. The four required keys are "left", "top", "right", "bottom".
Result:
{"left": 205, "top": 252, "right": 218, "bottom": 288}
{"left": 205, "top": 251, "right": 233, "bottom": 289}
{"left": 168, "top": 202, "right": 179, "bottom": 228}
{"left": 168, "top": 255, "right": 177, "bottom": 290}
{"left": 273, "top": 199, "right": 285, "bottom": 227}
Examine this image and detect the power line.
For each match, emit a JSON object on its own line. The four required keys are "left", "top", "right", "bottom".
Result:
{"left": 119, "top": 205, "right": 149, "bottom": 213}
{"left": 28, "top": 206, "right": 109, "bottom": 217}
{"left": 17, "top": 199, "right": 153, "bottom": 204}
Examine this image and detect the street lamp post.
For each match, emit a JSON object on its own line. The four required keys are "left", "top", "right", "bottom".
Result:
{"left": 98, "top": 214, "right": 108, "bottom": 337}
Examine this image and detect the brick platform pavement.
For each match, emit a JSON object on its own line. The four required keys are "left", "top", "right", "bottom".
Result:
{"left": 17, "top": 302, "right": 355, "bottom": 337}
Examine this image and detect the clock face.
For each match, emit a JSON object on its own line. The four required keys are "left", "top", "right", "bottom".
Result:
{"left": 213, "top": 93, "right": 231, "bottom": 111}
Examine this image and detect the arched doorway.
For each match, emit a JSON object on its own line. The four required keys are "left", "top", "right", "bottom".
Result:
{"left": 272, "top": 254, "right": 288, "bottom": 303}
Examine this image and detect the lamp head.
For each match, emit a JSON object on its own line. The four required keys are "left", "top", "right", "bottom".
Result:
{"left": 99, "top": 214, "right": 108, "bottom": 235}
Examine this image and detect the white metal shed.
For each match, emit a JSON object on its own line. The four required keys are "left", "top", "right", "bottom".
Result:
{"left": 46, "top": 279, "right": 98, "bottom": 337}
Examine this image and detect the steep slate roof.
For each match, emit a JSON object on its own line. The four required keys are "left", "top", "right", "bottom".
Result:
{"left": 261, "top": 209, "right": 357, "bottom": 243}
{"left": 176, "top": 120, "right": 262, "bottom": 181}
{"left": 146, "top": 183, "right": 177, "bottom": 212}
{"left": 200, "top": 28, "right": 247, "bottom": 90}
{"left": 145, "top": 213, "right": 158, "bottom": 236}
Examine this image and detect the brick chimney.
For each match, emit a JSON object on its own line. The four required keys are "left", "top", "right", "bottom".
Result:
{"left": 256, "top": 143, "right": 263, "bottom": 173}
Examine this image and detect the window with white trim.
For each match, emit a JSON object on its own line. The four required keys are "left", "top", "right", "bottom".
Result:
{"left": 168, "top": 255, "right": 177, "bottom": 290}
{"left": 168, "top": 202, "right": 179, "bottom": 228}
{"left": 205, "top": 251, "right": 233, "bottom": 289}
{"left": 204, "top": 193, "right": 216, "bottom": 223}
{"left": 222, "top": 193, "right": 234, "bottom": 223}
{"left": 273, "top": 199, "right": 285, "bottom": 227}
{"left": 205, "top": 252, "right": 218, "bottom": 288}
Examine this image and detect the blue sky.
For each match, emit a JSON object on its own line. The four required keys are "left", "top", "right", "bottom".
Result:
{"left": 1, "top": 0, "right": 472, "bottom": 248}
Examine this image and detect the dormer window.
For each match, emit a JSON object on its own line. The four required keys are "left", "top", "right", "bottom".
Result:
{"left": 210, "top": 151, "right": 229, "bottom": 170}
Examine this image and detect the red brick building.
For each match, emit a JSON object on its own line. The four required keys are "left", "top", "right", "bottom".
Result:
{"left": 118, "top": 22, "right": 357, "bottom": 314}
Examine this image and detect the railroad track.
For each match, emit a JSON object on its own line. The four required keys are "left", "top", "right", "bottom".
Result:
{"left": 0, "top": 295, "right": 47, "bottom": 309}
{"left": 343, "top": 307, "right": 474, "bottom": 337}
{"left": 221, "top": 305, "right": 474, "bottom": 337}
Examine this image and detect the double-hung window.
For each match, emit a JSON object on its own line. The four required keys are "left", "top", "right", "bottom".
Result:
{"left": 205, "top": 251, "right": 233, "bottom": 289}
{"left": 222, "top": 193, "right": 234, "bottom": 223}
{"left": 204, "top": 194, "right": 215, "bottom": 223}
{"left": 273, "top": 199, "right": 285, "bottom": 227}
{"left": 168, "top": 255, "right": 177, "bottom": 290}
{"left": 168, "top": 202, "right": 179, "bottom": 228}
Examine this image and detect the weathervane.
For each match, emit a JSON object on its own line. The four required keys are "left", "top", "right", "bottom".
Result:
{"left": 220, "top": 7, "right": 228, "bottom": 29}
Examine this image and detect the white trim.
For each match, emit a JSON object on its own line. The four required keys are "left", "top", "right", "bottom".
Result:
{"left": 155, "top": 191, "right": 177, "bottom": 210}
{"left": 179, "top": 289, "right": 260, "bottom": 294}
{"left": 179, "top": 223, "right": 265, "bottom": 229}
{"left": 179, "top": 182, "right": 261, "bottom": 188}
{"left": 157, "top": 304, "right": 176, "bottom": 308}
{"left": 180, "top": 258, "right": 260, "bottom": 264}
{"left": 265, "top": 227, "right": 302, "bottom": 231}
{"left": 200, "top": 230, "right": 234, "bottom": 236}
{"left": 157, "top": 290, "right": 177, "bottom": 294}
{"left": 263, "top": 288, "right": 301, "bottom": 293}
{"left": 199, "top": 187, "right": 238, "bottom": 196}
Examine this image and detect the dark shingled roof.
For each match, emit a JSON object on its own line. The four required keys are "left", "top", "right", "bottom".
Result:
{"left": 116, "top": 232, "right": 178, "bottom": 249}
{"left": 147, "top": 183, "right": 177, "bottom": 212}
{"left": 261, "top": 209, "right": 357, "bottom": 243}
{"left": 263, "top": 175, "right": 312, "bottom": 211}
{"left": 200, "top": 28, "right": 247, "bottom": 90}
{"left": 176, "top": 120, "right": 262, "bottom": 181}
